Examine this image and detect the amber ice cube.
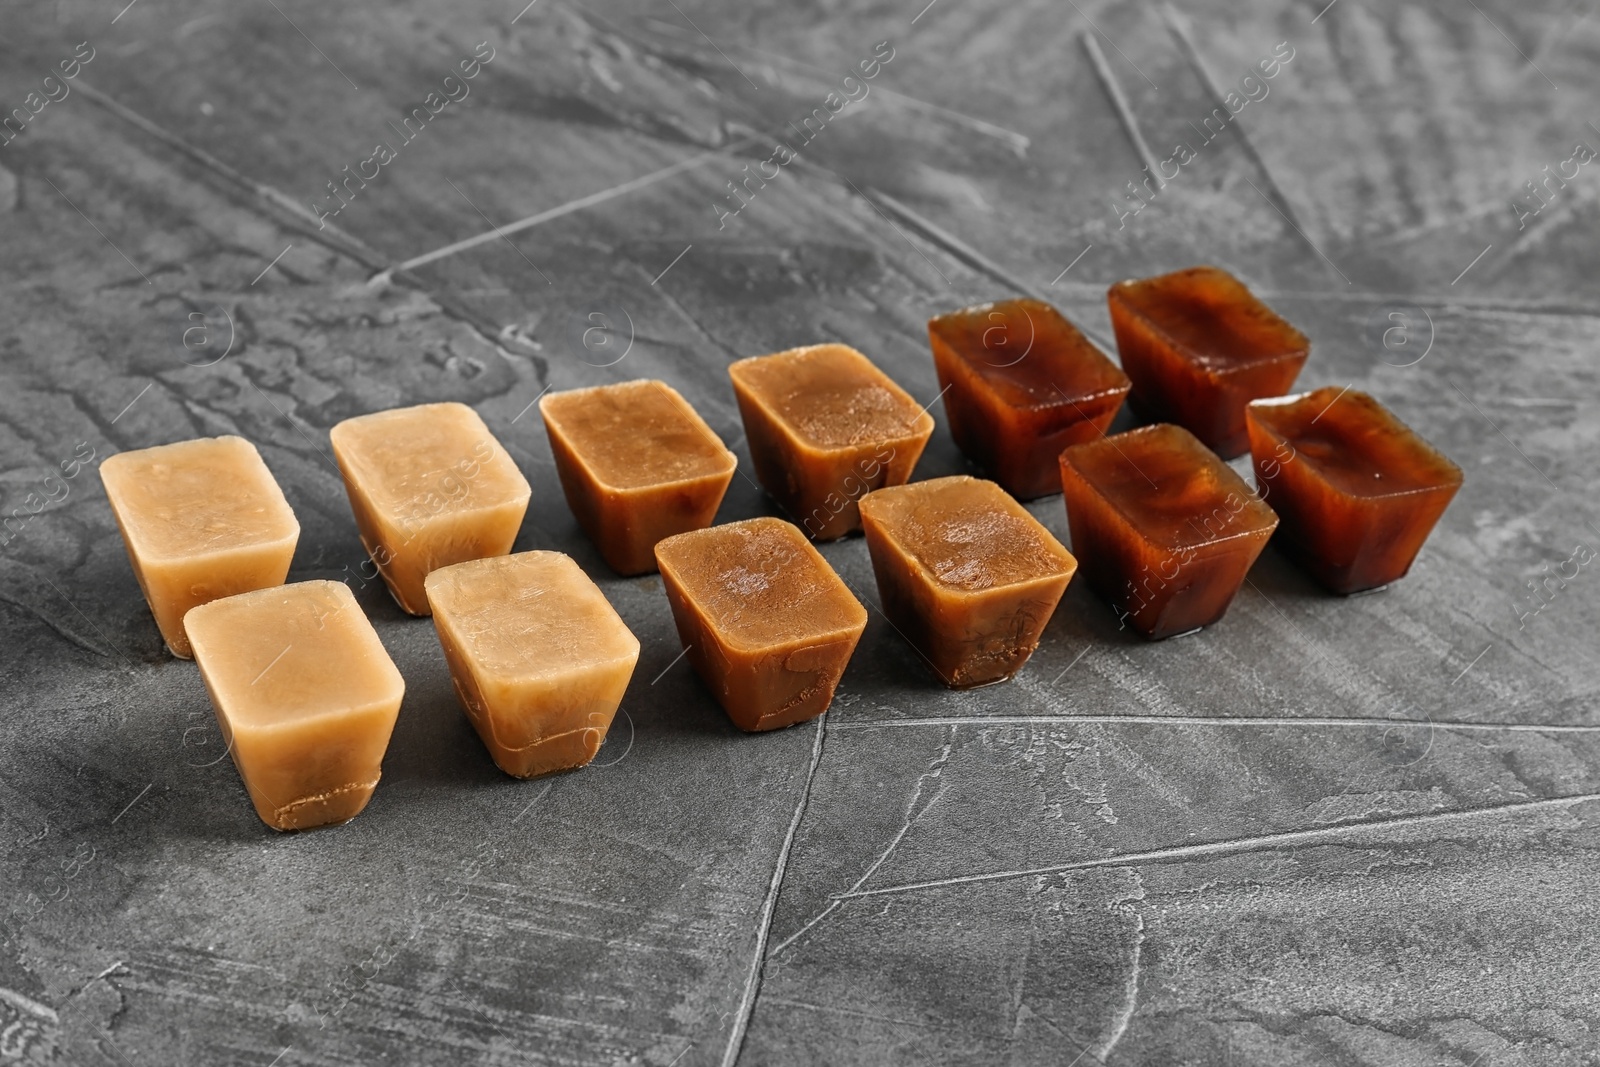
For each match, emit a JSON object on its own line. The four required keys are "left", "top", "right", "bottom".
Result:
{"left": 1108, "top": 266, "right": 1309, "bottom": 458}
{"left": 541, "top": 380, "right": 736, "bottom": 575}
{"left": 859, "top": 476, "right": 1078, "bottom": 688}
{"left": 184, "top": 580, "right": 405, "bottom": 831}
{"left": 100, "top": 436, "right": 299, "bottom": 658}
{"left": 1059, "top": 423, "right": 1278, "bottom": 639}
{"left": 1247, "top": 387, "right": 1463, "bottom": 594}
{"left": 425, "top": 551, "right": 640, "bottom": 778}
{"left": 728, "top": 344, "right": 933, "bottom": 541}
{"left": 329, "top": 402, "right": 530, "bottom": 615}
{"left": 928, "top": 298, "right": 1130, "bottom": 499}
{"left": 654, "top": 517, "right": 867, "bottom": 732}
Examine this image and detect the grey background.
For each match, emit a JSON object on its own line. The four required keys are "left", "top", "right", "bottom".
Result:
{"left": 2, "top": 0, "right": 1598, "bottom": 1064}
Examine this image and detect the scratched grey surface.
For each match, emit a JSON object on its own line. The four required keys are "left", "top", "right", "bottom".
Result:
{"left": 2, "top": 0, "right": 1599, "bottom": 1064}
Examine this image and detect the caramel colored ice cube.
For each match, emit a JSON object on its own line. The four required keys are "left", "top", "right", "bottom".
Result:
{"left": 728, "top": 344, "right": 933, "bottom": 540}
{"left": 654, "top": 517, "right": 867, "bottom": 731}
{"left": 1108, "top": 266, "right": 1309, "bottom": 457}
{"left": 1059, "top": 424, "right": 1278, "bottom": 639}
{"left": 540, "top": 380, "right": 736, "bottom": 575}
{"left": 859, "top": 476, "right": 1078, "bottom": 688}
{"left": 928, "top": 299, "right": 1130, "bottom": 499}
{"left": 1247, "top": 387, "right": 1463, "bottom": 594}
{"left": 425, "top": 551, "right": 640, "bottom": 778}
{"left": 100, "top": 436, "right": 299, "bottom": 658}
{"left": 329, "top": 402, "right": 530, "bottom": 615}
{"left": 184, "top": 580, "right": 404, "bottom": 831}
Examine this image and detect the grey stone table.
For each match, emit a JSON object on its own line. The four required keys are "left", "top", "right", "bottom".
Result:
{"left": 1, "top": 0, "right": 1597, "bottom": 1063}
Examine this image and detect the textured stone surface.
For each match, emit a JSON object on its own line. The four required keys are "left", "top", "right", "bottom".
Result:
{"left": 0, "top": 162, "right": 17, "bottom": 214}
{"left": 1, "top": 0, "right": 1597, "bottom": 1064}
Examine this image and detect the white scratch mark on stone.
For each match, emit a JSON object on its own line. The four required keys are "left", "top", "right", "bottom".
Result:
{"left": 0, "top": 987, "right": 59, "bottom": 1023}
{"left": 770, "top": 729, "right": 954, "bottom": 957}
{"left": 394, "top": 138, "right": 756, "bottom": 275}
{"left": 837, "top": 792, "right": 1600, "bottom": 900}
{"left": 110, "top": 382, "right": 153, "bottom": 424}
{"left": 250, "top": 243, "right": 294, "bottom": 286}
{"left": 651, "top": 644, "right": 692, "bottom": 685}
{"left": 1451, "top": 243, "right": 1494, "bottom": 285}
{"left": 512, "top": 781, "right": 554, "bottom": 822}
{"left": 1094, "top": 884, "right": 1145, "bottom": 1061}
{"left": 833, "top": 712, "right": 1598, "bottom": 735}
{"left": 1452, "top": 643, "right": 1493, "bottom": 685}
{"left": 110, "top": 783, "right": 153, "bottom": 824}
{"left": 1078, "top": 29, "right": 1163, "bottom": 182}
{"left": 721, "top": 714, "right": 829, "bottom": 1067}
